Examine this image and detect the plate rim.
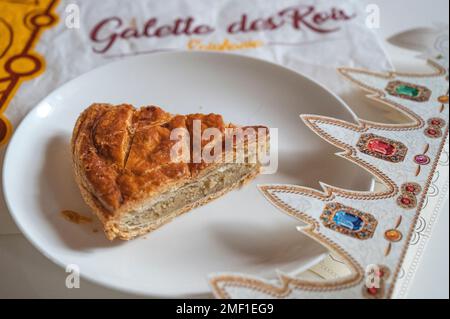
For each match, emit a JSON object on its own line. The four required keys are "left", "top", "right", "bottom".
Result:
{"left": 2, "top": 51, "right": 359, "bottom": 297}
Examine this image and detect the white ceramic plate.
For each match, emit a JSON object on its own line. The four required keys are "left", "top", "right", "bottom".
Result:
{"left": 3, "top": 52, "right": 372, "bottom": 297}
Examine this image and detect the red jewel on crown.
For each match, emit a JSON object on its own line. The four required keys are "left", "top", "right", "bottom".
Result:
{"left": 357, "top": 134, "right": 408, "bottom": 163}
{"left": 367, "top": 139, "right": 396, "bottom": 156}
{"left": 428, "top": 118, "right": 446, "bottom": 128}
{"left": 367, "top": 287, "right": 378, "bottom": 295}
{"left": 431, "top": 119, "right": 442, "bottom": 126}
{"left": 400, "top": 197, "right": 412, "bottom": 205}
{"left": 402, "top": 182, "right": 421, "bottom": 195}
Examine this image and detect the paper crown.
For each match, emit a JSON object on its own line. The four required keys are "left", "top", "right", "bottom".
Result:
{"left": 209, "top": 49, "right": 449, "bottom": 299}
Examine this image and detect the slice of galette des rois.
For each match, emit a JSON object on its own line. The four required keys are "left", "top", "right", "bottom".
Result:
{"left": 71, "top": 104, "right": 269, "bottom": 240}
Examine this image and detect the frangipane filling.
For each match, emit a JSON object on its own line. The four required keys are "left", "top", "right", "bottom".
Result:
{"left": 119, "top": 163, "right": 258, "bottom": 232}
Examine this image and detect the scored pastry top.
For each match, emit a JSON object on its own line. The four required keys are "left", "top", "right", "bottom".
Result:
{"left": 71, "top": 103, "right": 248, "bottom": 217}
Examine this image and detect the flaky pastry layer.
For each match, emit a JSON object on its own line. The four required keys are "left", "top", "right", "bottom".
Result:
{"left": 71, "top": 103, "right": 266, "bottom": 240}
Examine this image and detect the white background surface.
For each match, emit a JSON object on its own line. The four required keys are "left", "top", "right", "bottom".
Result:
{"left": 0, "top": 0, "right": 448, "bottom": 298}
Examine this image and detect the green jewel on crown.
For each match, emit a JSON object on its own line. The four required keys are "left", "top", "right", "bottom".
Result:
{"left": 385, "top": 80, "right": 431, "bottom": 102}
{"left": 395, "top": 85, "right": 419, "bottom": 97}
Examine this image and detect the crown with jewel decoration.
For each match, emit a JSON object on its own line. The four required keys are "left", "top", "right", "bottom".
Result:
{"left": 208, "top": 40, "right": 449, "bottom": 299}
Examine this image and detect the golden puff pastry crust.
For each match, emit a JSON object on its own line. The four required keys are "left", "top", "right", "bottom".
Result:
{"left": 71, "top": 103, "right": 267, "bottom": 240}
